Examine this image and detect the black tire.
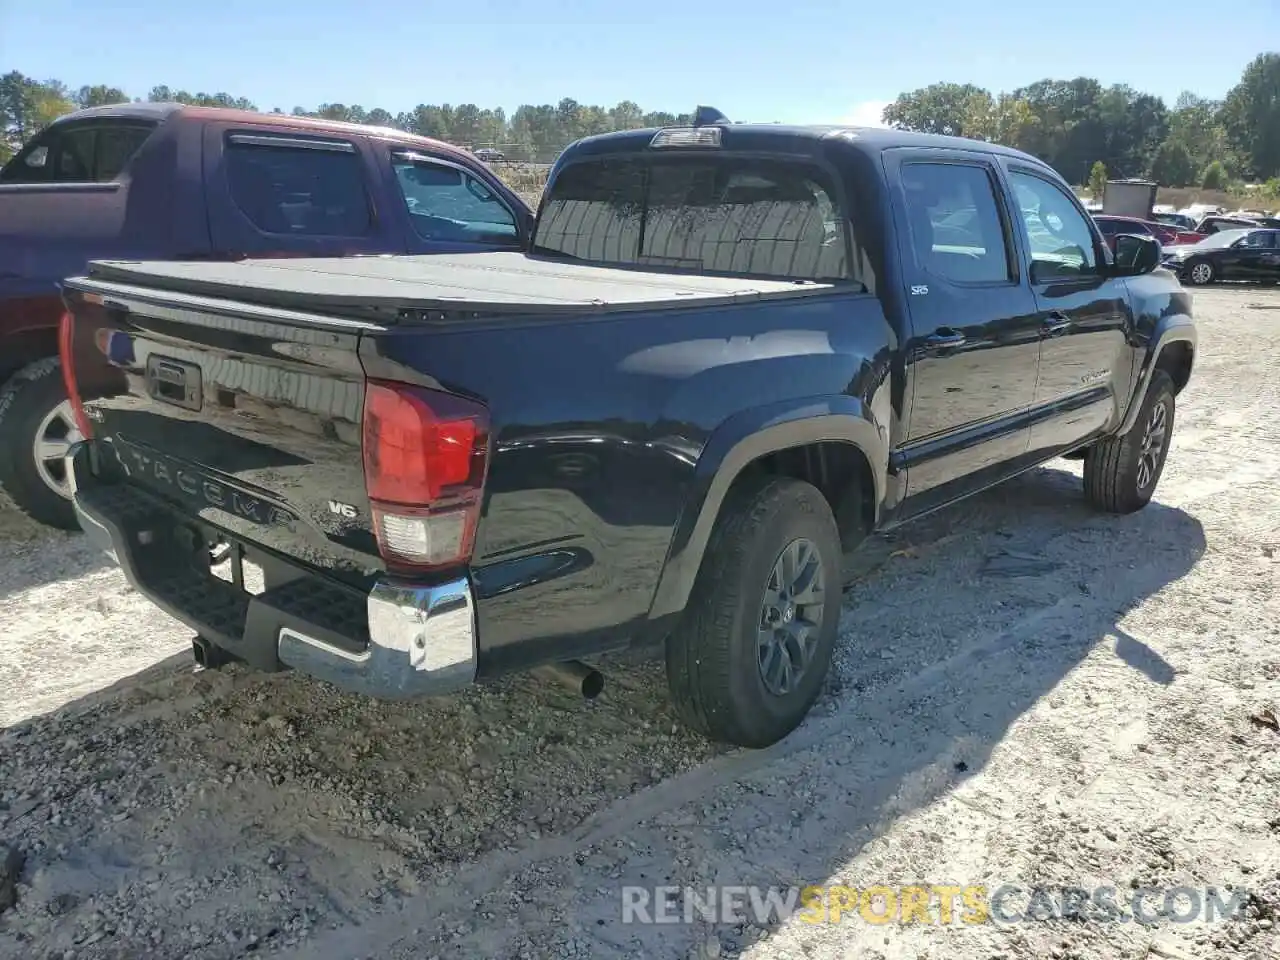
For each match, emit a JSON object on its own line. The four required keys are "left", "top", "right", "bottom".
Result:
{"left": 1083, "top": 370, "right": 1176, "bottom": 514}
{"left": 1184, "top": 258, "right": 1215, "bottom": 286}
{"left": 0, "top": 357, "right": 80, "bottom": 531}
{"left": 665, "top": 475, "right": 841, "bottom": 748}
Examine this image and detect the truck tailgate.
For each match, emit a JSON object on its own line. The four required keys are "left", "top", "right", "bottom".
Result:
{"left": 61, "top": 276, "right": 382, "bottom": 591}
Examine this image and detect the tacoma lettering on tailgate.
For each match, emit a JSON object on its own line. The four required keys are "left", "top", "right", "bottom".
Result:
{"left": 113, "top": 438, "right": 296, "bottom": 528}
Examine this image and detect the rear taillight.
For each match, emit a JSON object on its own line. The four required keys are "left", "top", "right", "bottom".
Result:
{"left": 57, "top": 310, "right": 94, "bottom": 440}
{"left": 361, "top": 380, "right": 489, "bottom": 573}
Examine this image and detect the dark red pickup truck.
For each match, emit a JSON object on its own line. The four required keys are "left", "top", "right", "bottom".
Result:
{"left": 0, "top": 102, "right": 535, "bottom": 529}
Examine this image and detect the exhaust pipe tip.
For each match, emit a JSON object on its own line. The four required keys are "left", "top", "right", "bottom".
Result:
{"left": 580, "top": 667, "right": 604, "bottom": 700}
{"left": 191, "top": 636, "right": 210, "bottom": 668}
{"left": 533, "top": 661, "right": 604, "bottom": 700}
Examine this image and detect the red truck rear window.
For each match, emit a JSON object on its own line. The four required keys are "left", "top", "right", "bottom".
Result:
{"left": 1, "top": 120, "right": 156, "bottom": 184}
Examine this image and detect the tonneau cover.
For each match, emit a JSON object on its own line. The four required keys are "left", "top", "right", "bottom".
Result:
{"left": 77, "top": 251, "right": 836, "bottom": 317}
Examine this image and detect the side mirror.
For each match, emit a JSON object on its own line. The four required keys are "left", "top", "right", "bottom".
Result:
{"left": 1112, "top": 234, "right": 1160, "bottom": 276}
{"left": 519, "top": 210, "right": 537, "bottom": 249}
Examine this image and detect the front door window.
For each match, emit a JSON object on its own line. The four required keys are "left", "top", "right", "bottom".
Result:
{"left": 392, "top": 154, "right": 519, "bottom": 245}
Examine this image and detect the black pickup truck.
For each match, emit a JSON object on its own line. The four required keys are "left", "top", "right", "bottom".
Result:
{"left": 58, "top": 111, "right": 1195, "bottom": 748}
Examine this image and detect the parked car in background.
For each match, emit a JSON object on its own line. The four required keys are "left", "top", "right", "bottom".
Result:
{"left": 1162, "top": 227, "right": 1280, "bottom": 285}
{"left": 0, "top": 102, "right": 535, "bottom": 529}
{"left": 1092, "top": 214, "right": 1177, "bottom": 249}
{"left": 474, "top": 147, "right": 506, "bottom": 162}
{"left": 1152, "top": 211, "right": 1198, "bottom": 231}
{"left": 1181, "top": 203, "right": 1223, "bottom": 222}
{"left": 1194, "top": 215, "right": 1259, "bottom": 236}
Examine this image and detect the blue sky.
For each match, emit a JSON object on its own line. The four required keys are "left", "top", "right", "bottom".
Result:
{"left": 4, "top": 0, "right": 1276, "bottom": 126}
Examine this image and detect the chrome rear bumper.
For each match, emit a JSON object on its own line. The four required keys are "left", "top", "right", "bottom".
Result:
{"left": 66, "top": 442, "right": 477, "bottom": 699}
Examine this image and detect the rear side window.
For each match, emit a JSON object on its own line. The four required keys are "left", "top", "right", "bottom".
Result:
{"left": 225, "top": 136, "right": 371, "bottom": 237}
{"left": 96, "top": 126, "right": 156, "bottom": 180}
{"left": 0, "top": 121, "right": 155, "bottom": 183}
{"left": 534, "top": 156, "right": 851, "bottom": 282}
{"left": 899, "top": 162, "right": 1012, "bottom": 284}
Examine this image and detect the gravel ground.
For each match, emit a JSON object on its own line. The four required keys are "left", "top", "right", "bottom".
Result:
{"left": 2, "top": 286, "right": 1279, "bottom": 960}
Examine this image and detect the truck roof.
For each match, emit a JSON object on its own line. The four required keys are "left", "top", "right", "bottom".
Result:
{"left": 559, "top": 120, "right": 1046, "bottom": 168}
{"left": 46, "top": 102, "right": 470, "bottom": 160}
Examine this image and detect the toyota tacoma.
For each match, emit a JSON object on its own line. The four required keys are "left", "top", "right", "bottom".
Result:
{"left": 58, "top": 109, "right": 1195, "bottom": 748}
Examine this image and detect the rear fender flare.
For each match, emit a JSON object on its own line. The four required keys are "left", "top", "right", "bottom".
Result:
{"left": 1118, "top": 316, "right": 1196, "bottom": 435}
{"left": 648, "top": 396, "right": 888, "bottom": 620}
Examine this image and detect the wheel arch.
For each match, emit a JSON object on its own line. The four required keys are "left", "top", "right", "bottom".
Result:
{"left": 1118, "top": 319, "right": 1196, "bottom": 436}
{"left": 0, "top": 327, "right": 61, "bottom": 387}
{"left": 648, "top": 396, "right": 888, "bottom": 620}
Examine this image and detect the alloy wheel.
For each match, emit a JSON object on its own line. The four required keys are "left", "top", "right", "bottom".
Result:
{"left": 757, "top": 537, "right": 827, "bottom": 697}
{"left": 32, "top": 399, "right": 83, "bottom": 501}
{"left": 1136, "top": 400, "right": 1168, "bottom": 491}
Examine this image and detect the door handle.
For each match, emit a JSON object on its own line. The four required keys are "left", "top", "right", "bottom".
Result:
{"left": 1042, "top": 312, "right": 1073, "bottom": 335}
{"left": 924, "top": 329, "right": 967, "bottom": 349}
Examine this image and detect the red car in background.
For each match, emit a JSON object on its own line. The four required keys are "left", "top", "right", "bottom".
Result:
{"left": 0, "top": 102, "right": 536, "bottom": 530}
{"left": 1092, "top": 215, "right": 1182, "bottom": 250}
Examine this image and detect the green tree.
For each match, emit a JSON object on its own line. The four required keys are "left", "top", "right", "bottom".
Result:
{"left": 1088, "top": 161, "right": 1108, "bottom": 201}
{"left": 145, "top": 85, "right": 255, "bottom": 110}
{"left": 1149, "top": 140, "right": 1197, "bottom": 186}
{"left": 1202, "top": 160, "right": 1229, "bottom": 190}
{"left": 10, "top": 59, "right": 1278, "bottom": 183}
{"left": 1221, "top": 52, "right": 1280, "bottom": 179}
{"left": 1011, "top": 78, "right": 1107, "bottom": 183}
{"left": 963, "top": 93, "right": 1040, "bottom": 151}
{"left": 1167, "top": 92, "right": 1229, "bottom": 174}
{"left": 75, "top": 84, "right": 128, "bottom": 108}
{"left": 1097, "top": 86, "right": 1168, "bottom": 177}
{"left": 0, "top": 72, "right": 75, "bottom": 157}
{"left": 883, "top": 82, "right": 992, "bottom": 137}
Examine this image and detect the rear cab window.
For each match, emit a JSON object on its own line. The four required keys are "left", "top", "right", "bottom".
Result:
{"left": 0, "top": 120, "right": 156, "bottom": 183}
{"left": 533, "top": 155, "right": 854, "bottom": 283}
{"left": 224, "top": 133, "right": 372, "bottom": 237}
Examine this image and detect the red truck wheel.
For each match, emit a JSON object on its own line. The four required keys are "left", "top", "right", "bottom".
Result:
{"left": 0, "top": 357, "right": 82, "bottom": 530}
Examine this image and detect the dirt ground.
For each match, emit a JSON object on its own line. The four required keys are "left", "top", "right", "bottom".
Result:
{"left": 1, "top": 286, "right": 1278, "bottom": 960}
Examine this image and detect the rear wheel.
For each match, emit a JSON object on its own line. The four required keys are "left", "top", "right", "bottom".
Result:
{"left": 0, "top": 357, "right": 81, "bottom": 530}
{"left": 1185, "top": 259, "right": 1215, "bottom": 286}
{"left": 1083, "top": 370, "right": 1175, "bottom": 514}
{"left": 665, "top": 475, "right": 841, "bottom": 748}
